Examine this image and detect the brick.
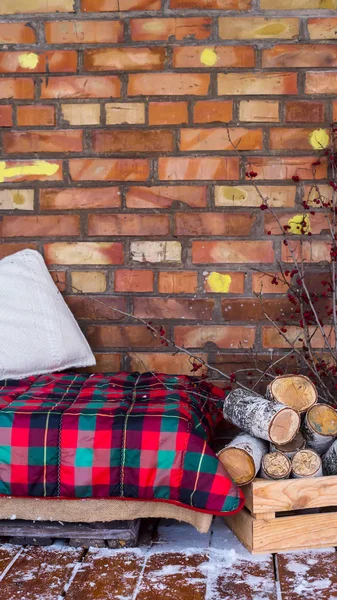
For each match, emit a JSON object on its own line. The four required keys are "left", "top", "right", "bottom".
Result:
{"left": 51, "top": 271, "right": 66, "bottom": 292}
{"left": 219, "top": 17, "right": 299, "bottom": 39}
{"left": 173, "top": 46, "right": 255, "bottom": 69}
{"left": 0, "top": 23, "right": 36, "bottom": 44}
{"left": 239, "top": 101, "right": 279, "bottom": 122}
{"left": 44, "top": 242, "right": 124, "bottom": 265}
{"left": 0, "top": 78, "right": 34, "bottom": 99}
{"left": 158, "top": 157, "right": 239, "bottom": 181}
{"left": 88, "top": 214, "right": 170, "bottom": 236}
{"left": 84, "top": 48, "right": 165, "bottom": 71}
{"left": 133, "top": 297, "right": 214, "bottom": 320}
{"left": 69, "top": 159, "right": 150, "bottom": 181}
{"left": 92, "top": 129, "right": 174, "bottom": 153}
{"left": 174, "top": 325, "right": 255, "bottom": 348}
{"left": 149, "top": 102, "right": 188, "bottom": 125}
{"left": 126, "top": 186, "right": 207, "bottom": 209}
{"left": 218, "top": 73, "right": 297, "bottom": 95}
{"left": 214, "top": 185, "right": 296, "bottom": 207}
{"left": 106, "top": 103, "right": 145, "bottom": 125}
{"left": 0, "top": 0, "right": 74, "bottom": 13}
{"left": 263, "top": 45, "right": 337, "bottom": 68}
{"left": 0, "top": 242, "right": 37, "bottom": 260}
{"left": 264, "top": 211, "right": 328, "bottom": 235}
{"left": 247, "top": 157, "right": 327, "bottom": 180}
{"left": 40, "top": 188, "right": 121, "bottom": 210}
{"left": 66, "top": 296, "right": 126, "bottom": 320}
{"left": 131, "top": 241, "right": 181, "bottom": 263}
{"left": 0, "top": 160, "right": 63, "bottom": 183}
{"left": 175, "top": 212, "right": 255, "bottom": 236}
{"left": 0, "top": 51, "right": 77, "bottom": 73}
{"left": 17, "top": 105, "right": 55, "bottom": 126}
{"left": 193, "top": 100, "right": 233, "bottom": 124}
{"left": 269, "top": 127, "right": 329, "bottom": 150}
{"left": 61, "top": 104, "right": 100, "bottom": 125}
{"left": 1, "top": 215, "right": 79, "bottom": 237}
{"left": 82, "top": 0, "right": 161, "bottom": 10}
{"left": 130, "top": 352, "right": 208, "bottom": 376}
{"left": 221, "top": 298, "right": 294, "bottom": 322}
{"left": 45, "top": 20, "right": 123, "bottom": 44}
{"left": 170, "top": 0, "right": 251, "bottom": 8}
{"left": 128, "top": 73, "right": 210, "bottom": 96}
{"left": 261, "top": 0, "right": 337, "bottom": 8}
{"left": 3, "top": 130, "right": 83, "bottom": 154}
{"left": 40, "top": 76, "right": 120, "bottom": 99}
{"left": 305, "top": 184, "right": 334, "bottom": 206}
{"left": 71, "top": 271, "right": 107, "bottom": 293}
{"left": 87, "top": 325, "right": 161, "bottom": 348}
{"left": 179, "top": 128, "right": 263, "bottom": 151}
{"left": 130, "top": 17, "right": 212, "bottom": 41}
{"left": 334, "top": 102, "right": 337, "bottom": 121}
{"left": 262, "top": 326, "right": 331, "bottom": 350}
{"left": 252, "top": 272, "right": 290, "bottom": 294}
{"left": 158, "top": 271, "right": 198, "bottom": 294}
{"left": 0, "top": 106, "right": 12, "bottom": 126}
{"left": 0, "top": 189, "right": 34, "bottom": 211}
{"left": 306, "top": 72, "right": 337, "bottom": 94}
{"left": 285, "top": 101, "right": 325, "bottom": 123}
{"left": 115, "top": 269, "right": 154, "bottom": 292}
{"left": 89, "top": 353, "right": 121, "bottom": 372}
{"left": 204, "top": 271, "right": 245, "bottom": 294}
{"left": 192, "top": 241, "right": 274, "bottom": 264}
{"left": 308, "top": 18, "right": 337, "bottom": 39}
{"left": 281, "top": 240, "right": 330, "bottom": 263}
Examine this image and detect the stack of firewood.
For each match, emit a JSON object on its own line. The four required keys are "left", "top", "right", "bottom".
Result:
{"left": 217, "top": 375, "right": 337, "bottom": 485}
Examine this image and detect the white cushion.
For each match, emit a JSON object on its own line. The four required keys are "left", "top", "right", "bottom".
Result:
{"left": 0, "top": 249, "right": 95, "bottom": 379}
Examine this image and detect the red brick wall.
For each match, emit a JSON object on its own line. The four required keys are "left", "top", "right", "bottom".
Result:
{"left": 0, "top": 0, "right": 335, "bottom": 374}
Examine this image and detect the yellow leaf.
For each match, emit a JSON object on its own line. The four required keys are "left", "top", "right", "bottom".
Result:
{"left": 207, "top": 272, "right": 232, "bottom": 293}
{"left": 309, "top": 129, "right": 329, "bottom": 150}
{"left": 288, "top": 214, "right": 311, "bottom": 235}
{"left": 200, "top": 48, "right": 218, "bottom": 67}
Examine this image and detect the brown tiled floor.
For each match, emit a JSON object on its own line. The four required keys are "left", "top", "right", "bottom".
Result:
{"left": 0, "top": 518, "right": 337, "bottom": 599}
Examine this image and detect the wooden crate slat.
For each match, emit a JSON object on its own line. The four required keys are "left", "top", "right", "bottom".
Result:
{"left": 246, "top": 476, "right": 337, "bottom": 514}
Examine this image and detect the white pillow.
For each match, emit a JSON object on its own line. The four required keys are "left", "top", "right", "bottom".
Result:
{"left": 0, "top": 249, "right": 96, "bottom": 379}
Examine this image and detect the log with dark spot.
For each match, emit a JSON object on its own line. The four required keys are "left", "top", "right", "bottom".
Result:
{"left": 223, "top": 388, "right": 300, "bottom": 445}
{"left": 303, "top": 403, "right": 337, "bottom": 455}
{"left": 217, "top": 433, "right": 268, "bottom": 486}
{"left": 270, "top": 430, "right": 305, "bottom": 458}
{"left": 266, "top": 374, "right": 317, "bottom": 413}
{"left": 292, "top": 449, "right": 322, "bottom": 478}
{"left": 322, "top": 438, "right": 337, "bottom": 475}
{"left": 260, "top": 451, "right": 291, "bottom": 480}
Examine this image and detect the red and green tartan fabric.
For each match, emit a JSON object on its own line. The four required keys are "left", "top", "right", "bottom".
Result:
{"left": 0, "top": 372, "right": 244, "bottom": 515}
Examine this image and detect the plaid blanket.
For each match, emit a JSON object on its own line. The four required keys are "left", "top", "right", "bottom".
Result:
{"left": 0, "top": 372, "right": 243, "bottom": 515}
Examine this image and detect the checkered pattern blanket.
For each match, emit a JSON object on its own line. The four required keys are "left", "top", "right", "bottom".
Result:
{"left": 0, "top": 372, "right": 243, "bottom": 515}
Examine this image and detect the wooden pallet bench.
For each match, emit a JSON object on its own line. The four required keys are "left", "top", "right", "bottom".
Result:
{"left": 225, "top": 475, "right": 337, "bottom": 554}
{"left": 0, "top": 519, "right": 140, "bottom": 548}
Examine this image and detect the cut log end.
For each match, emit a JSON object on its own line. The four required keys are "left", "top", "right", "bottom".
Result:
{"left": 218, "top": 447, "right": 255, "bottom": 486}
{"left": 307, "top": 404, "right": 337, "bottom": 437}
{"left": 261, "top": 452, "right": 291, "bottom": 480}
{"left": 292, "top": 449, "right": 322, "bottom": 478}
{"left": 272, "top": 430, "right": 305, "bottom": 457}
{"left": 269, "top": 407, "right": 300, "bottom": 445}
{"left": 268, "top": 375, "right": 317, "bottom": 413}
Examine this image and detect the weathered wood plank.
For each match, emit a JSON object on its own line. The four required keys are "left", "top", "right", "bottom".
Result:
{"left": 0, "top": 545, "right": 83, "bottom": 600}
{"left": 277, "top": 548, "right": 337, "bottom": 600}
{"left": 245, "top": 475, "right": 337, "bottom": 514}
{"left": 65, "top": 549, "right": 145, "bottom": 600}
{"left": 224, "top": 508, "right": 253, "bottom": 553}
{"left": 137, "top": 552, "right": 208, "bottom": 600}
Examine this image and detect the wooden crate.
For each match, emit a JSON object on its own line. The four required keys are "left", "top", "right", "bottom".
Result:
{"left": 225, "top": 475, "right": 337, "bottom": 554}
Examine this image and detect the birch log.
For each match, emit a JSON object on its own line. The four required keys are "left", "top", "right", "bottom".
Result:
{"left": 292, "top": 449, "right": 323, "bottom": 478}
{"left": 270, "top": 430, "right": 306, "bottom": 459}
{"left": 223, "top": 389, "right": 300, "bottom": 445}
{"left": 303, "top": 403, "right": 337, "bottom": 455}
{"left": 260, "top": 452, "right": 291, "bottom": 480}
{"left": 322, "top": 438, "right": 337, "bottom": 475}
{"left": 217, "top": 433, "right": 268, "bottom": 486}
{"left": 266, "top": 375, "right": 317, "bottom": 413}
